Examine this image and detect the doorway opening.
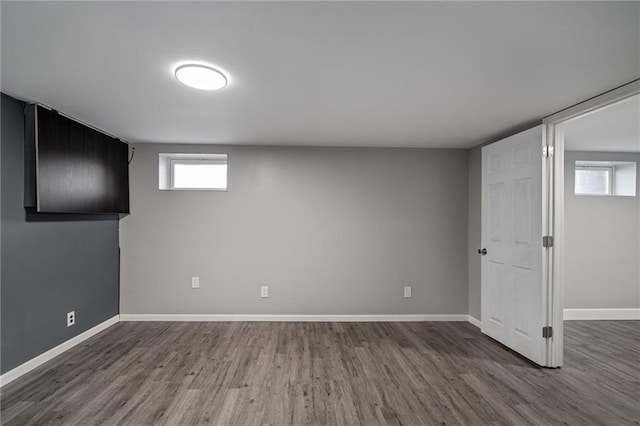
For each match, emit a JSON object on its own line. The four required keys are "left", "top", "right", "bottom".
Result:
{"left": 544, "top": 80, "right": 640, "bottom": 367}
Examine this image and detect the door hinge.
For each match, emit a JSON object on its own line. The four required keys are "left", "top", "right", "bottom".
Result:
{"left": 543, "top": 235, "right": 554, "bottom": 248}
{"left": 542, "top": 326, "right": 553, "bottom": 339}
{"left": 543, "top": 146, "right": 554, "bottom": 158}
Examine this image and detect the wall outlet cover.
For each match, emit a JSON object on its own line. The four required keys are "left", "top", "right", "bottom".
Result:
{"left": 67, "top": 311, "right": 75, "bottom": 327}
{"left": 192, "top": 277, "right": 200, "bottom": 289}
{"left": 404, "top": 286, "right": 412, "bottom": 298}
{"left": 261, "top": 286, "right": 269, "bottom": 298}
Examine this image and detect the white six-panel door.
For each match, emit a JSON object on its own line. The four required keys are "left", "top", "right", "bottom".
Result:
{"left": 481, "top": 125, "right": 547, "bottom": 366}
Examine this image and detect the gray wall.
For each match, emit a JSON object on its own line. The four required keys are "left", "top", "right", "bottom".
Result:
{"left": 1, "top": 94, "right": 120, "bottom": 374}
{"left": 120, "top": 144, "right": 469, "bottom": 315}
{"left": 466, "top": 146, "right": 482, "bottom": 320}
{"left": 564, "top": 151, "right": 640, "bottom": 309}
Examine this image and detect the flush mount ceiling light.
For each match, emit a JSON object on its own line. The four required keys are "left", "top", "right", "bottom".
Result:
{"left": 174, "top": 64, "right": 228, "bottom": 90}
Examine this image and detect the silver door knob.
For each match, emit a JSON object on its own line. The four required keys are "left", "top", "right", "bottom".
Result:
{"left": 478, "top": 248, "right": 487, "bottom": 255}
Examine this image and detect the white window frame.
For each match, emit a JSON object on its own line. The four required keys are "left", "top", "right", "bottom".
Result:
{"left": 574, "top": 164, "right": 614, "bottom": 196}
{"left": 159, "top": 153, "right": 228, "bottom": 191}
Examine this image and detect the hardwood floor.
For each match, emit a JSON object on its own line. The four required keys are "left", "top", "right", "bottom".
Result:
{"left": 1, "top": 320, "right": 639, "bottom": 425}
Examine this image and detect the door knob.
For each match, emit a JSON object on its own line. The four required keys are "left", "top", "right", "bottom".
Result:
{"left": 478, "top": 248, "right": 487, "bottom": 255}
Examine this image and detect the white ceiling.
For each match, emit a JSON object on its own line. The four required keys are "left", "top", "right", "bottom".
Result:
{"left": 564, "top": 94, "right": 640, "bottom": 153}
{"left": 2, "top": 1, "right": 639, "bottom": 148}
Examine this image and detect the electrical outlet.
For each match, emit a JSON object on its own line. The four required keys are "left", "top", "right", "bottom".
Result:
{"left": 67, "top": 311, "right": 75, "bottom": 327}
{"left": 404, "top": 286, "right": 412, "bottom": 298}
{"left": 261, "top": 286, "right": 269, "bottom": 298}
{"left": 192, "top": 276, "right": 200, "bottom": 289}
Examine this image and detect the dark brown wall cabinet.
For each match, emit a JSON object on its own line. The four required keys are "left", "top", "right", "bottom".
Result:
{"left": 25, "top": 104, "right": 130, "bottom": 214}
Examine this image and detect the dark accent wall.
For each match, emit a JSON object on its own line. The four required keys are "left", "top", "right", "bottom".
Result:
{"left": 1, "top": 94, "right": 120, "bottom": 374}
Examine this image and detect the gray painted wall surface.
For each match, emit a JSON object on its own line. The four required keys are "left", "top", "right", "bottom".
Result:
{"left": 466, "top": 147, "right": 482, "bottom": 320}
{"left": 1, "top": 94, "right": 120, "bottom": 374}
{"left": 120, "top": 144, "right": 469, "bottom": 315}
{"left": 564, "top": 151, "right": 640, "bottom": 309}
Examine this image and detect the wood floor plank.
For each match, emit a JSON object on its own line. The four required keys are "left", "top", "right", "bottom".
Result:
{"left": 1, "top": 320, "right": 639, "bottom": 425}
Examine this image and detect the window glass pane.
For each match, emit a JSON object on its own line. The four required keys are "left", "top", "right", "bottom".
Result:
{"left": 575, "top": 168, "right": 611, "bottom": 195}
{"left": 173, "top": 163, "right": 227, "bottom": 189}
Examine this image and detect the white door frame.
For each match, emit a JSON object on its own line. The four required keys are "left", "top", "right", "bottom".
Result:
{"left": 542, "top": 79, "right": 640, "bottom": 367}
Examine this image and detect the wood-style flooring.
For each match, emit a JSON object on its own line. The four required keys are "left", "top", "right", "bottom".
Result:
{"left": 1, "top": 320, "right": 639, "bottom": 425}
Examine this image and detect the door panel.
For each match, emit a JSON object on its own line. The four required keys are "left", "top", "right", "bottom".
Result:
{"left": 488, "top": 262, "right": 505, "bottom": 325}
{"left": 514, "top": 179, "right": 532, "bottom": 245}
{"left": 489, "top": 183, "right": 505, "bottom": 242}
{"left": 481, "top": 125, "right": 547, "bottom": 366}
{"left": 513, "top": 266, "right": 532, "bottom": 336}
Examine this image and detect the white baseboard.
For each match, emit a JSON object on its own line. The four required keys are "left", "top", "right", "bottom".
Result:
{"left": 120, "top": 314, "right": 471, "bottom": 322}
{"left": 564, "top": 308, "right": 640, "bottom": 320}
{"left": 0, "top": 315, "right": 120, "bottom": 388}
{"left": 467, "top": 315, "right": 481, "bottom": 328}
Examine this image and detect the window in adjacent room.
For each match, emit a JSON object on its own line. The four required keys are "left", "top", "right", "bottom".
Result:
{"left": 574, "top": 161, "right": 636, "bottom": 196}
{"left": 159, "top": 153, "right": 228, "bottom": 191}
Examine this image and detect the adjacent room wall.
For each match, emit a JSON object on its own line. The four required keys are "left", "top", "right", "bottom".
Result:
{"left": 120, "top": 143, "right": 469, "bottom": 316}
{"left": 1, "top": 94, "right": 120, "bottom": 374}
{"left": 564, "top": 151, "right": 640, "bottom": 309}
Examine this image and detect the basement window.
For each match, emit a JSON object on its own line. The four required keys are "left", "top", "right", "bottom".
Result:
{"left": 575, "top": 161, "right": 636, "bottom": 196}
{"left": 159, "top": 153, "right": 228, "bottom": 191}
